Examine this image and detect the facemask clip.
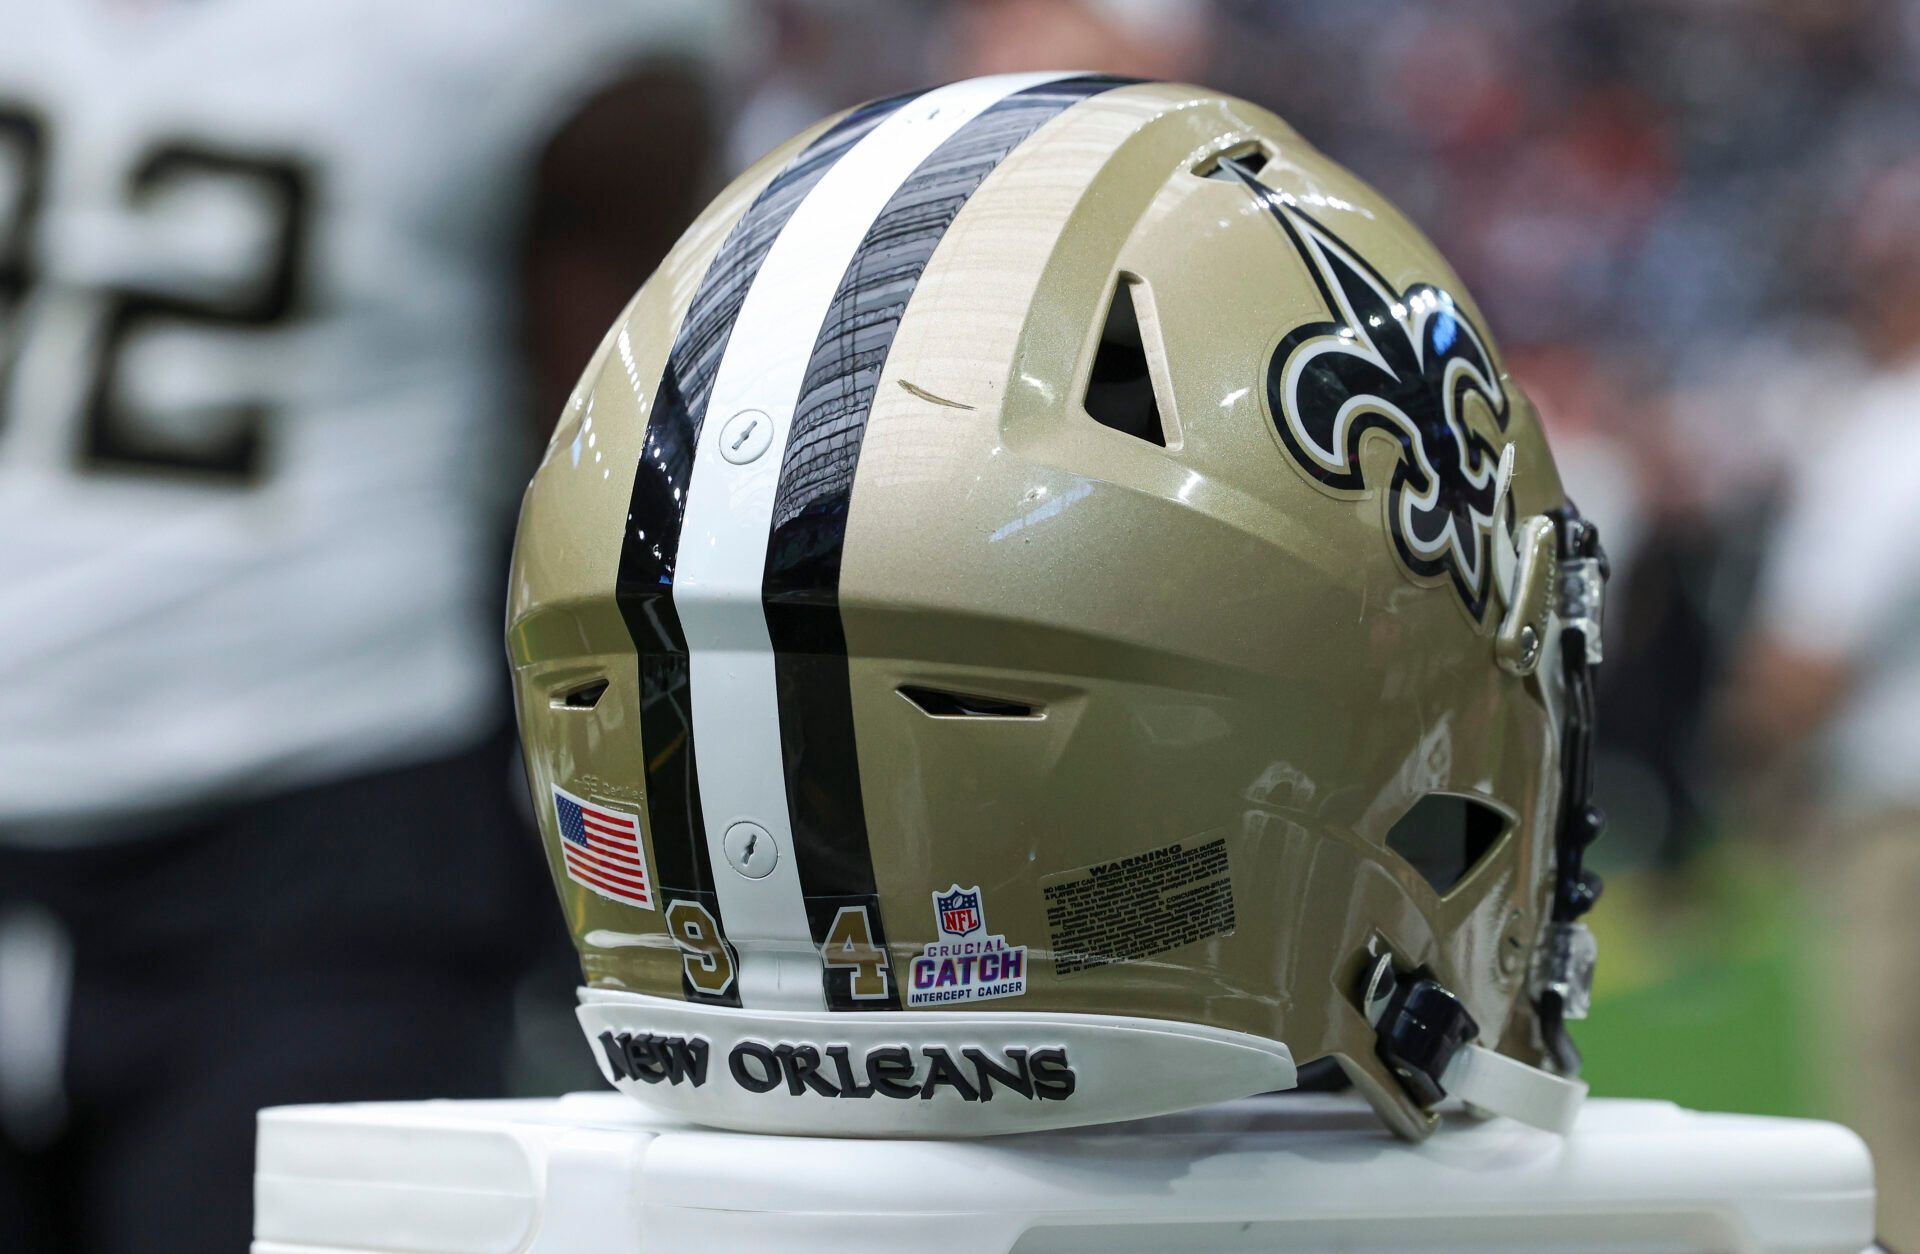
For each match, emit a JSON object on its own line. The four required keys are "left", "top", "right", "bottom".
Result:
{"left": 1531, "top": 920, "right": 1598, "bottom": 1022}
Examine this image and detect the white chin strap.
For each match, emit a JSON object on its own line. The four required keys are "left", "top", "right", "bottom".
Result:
{"left": 1442, "top": 1043, "right": 1588, "bottom": 1135}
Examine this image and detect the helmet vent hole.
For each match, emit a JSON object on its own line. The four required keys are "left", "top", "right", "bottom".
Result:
{"left": 1083, "top": 277, "right": 1170, "bottom": 448}
{"left": 1195, "top": 142, "right": 1270, "bottom": 181}
{"left": 554, "top": 679, "right": 609, "bottom": 710}
{"left": 1385, "top": 794, "right": 1509, "bottom": 895}
{"left": 899, "top": 685, "right": 1039, "bottom": 719}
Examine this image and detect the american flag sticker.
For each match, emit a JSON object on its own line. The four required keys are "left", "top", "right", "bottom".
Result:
{"left": 552, "top": 786, "right": 655, "bottom": 910}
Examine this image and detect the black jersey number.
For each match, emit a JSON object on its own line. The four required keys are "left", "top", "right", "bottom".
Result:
{"left": 0, "top": 105, "right": 46, "bottom": 426}
{"left": 0, "top": 103, "right": 312, "bottom": 484}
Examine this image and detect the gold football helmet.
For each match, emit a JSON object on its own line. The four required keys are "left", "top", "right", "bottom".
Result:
{"left": 507, "top": 73, "right": 1607, "bottom": 1140}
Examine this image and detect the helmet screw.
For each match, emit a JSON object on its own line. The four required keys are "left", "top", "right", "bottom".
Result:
{"left": 723, "top": 820, "right": 779, "bottom": 879}
{"left": 1517, "top": 625, "right": 1540, "bottom": 670}
{"left": 718, "top": 409, "right": 773, "bottom": 465}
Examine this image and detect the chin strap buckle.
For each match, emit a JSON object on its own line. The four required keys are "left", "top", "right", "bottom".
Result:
{"left": 1361, "top": 955, "right": 1478, "bottom": 1108}
{"left": 1362, "top": 953, "right": 1588, "bottom": 1135}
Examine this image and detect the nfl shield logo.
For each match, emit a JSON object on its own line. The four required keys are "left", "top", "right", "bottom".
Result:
{"left": 935, "top": 886, "right": 983, "bottom": 938}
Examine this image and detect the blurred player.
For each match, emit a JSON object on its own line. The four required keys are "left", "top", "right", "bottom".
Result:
{"left": 1727, "top": 157, "right": 1920, "bottom": 1246}
{"left": 0, "top": 3, "right": 730, "bottom": 1251}
{"left": 726, "top": 0, "right": 1211, "bottom": 173}
{"left": 937, "top": 0, "right": 1211, "bottom": 82}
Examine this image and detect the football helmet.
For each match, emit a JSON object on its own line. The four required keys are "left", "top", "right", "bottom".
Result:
{"left": 507, "top": 73, "right": 1607, "bottom": 1140}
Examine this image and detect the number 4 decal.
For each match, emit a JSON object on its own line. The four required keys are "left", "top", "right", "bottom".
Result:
{"left": 822, "top": 904, "right": 891, "bottom": 1001}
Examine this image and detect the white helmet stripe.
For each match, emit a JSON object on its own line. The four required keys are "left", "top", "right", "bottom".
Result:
{"left": 674, "top": 73, "right": 1071, "bottom": 1010}
{"left": 616, "top": 89, "right": 915, "bottom": 1011}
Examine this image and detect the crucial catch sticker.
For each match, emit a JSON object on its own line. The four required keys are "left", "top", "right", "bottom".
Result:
{"left": 906, "top": 885, "right": 1028, "bottom": 1007}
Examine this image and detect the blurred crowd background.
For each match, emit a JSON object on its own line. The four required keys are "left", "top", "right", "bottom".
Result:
{"left": 1, "top": 1, "right": 1916, "bottom": 1250}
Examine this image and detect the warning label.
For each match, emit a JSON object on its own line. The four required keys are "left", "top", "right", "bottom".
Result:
{"left": 1040, "top": 837, "right": 1236, "bottom": 976}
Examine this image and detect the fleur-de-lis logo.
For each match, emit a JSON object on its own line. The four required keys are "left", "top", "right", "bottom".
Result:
{"left": 1226, "top": 162, "right": 1510, "bottom": 619}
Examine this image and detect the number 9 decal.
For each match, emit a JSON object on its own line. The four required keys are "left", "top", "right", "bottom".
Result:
{"left": 665, "top": 898, "right": 737, "bottom": 998}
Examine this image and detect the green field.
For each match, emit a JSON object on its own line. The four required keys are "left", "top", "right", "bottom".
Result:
{"left": 1576, "top": 844, "right": 1833, "bottom": 1119}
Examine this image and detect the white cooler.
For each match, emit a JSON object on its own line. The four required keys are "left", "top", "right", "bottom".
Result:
{"left": 252, "top": 1092, "right": 1876, "bottom": 1254}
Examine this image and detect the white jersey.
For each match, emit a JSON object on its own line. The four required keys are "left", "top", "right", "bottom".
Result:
{"left": 1755, "top": 356, "right": 1920, "bottom": 814}
{"left": 0, "top": 0, "right": 731, "bottom": 835}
